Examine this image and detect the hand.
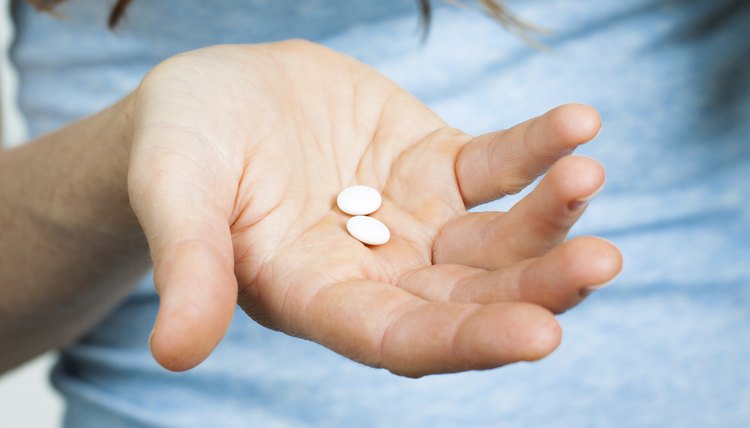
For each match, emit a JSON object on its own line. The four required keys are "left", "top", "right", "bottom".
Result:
{"left": 128, "top": 40, "right": 621, "bottom": 377}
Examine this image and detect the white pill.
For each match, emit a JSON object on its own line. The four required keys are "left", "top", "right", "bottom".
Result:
{"left": 336, "top": 185, "right": 382, "bottom": 216}
{"left": 346, "top": 216, "right": 390, "bottom": 246}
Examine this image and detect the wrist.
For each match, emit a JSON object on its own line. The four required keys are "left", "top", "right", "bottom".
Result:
{"left": 2, "top": 93, "right": 146, "bottom": 251}
{"left": 89, "top": 92, "right": 144, "bottom": 246}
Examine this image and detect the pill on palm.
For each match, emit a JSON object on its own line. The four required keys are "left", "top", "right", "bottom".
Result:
{"left": 336, "top": 185, "right": 382, "bottom": 215}
{"left": 346, "top": 216, "right": 390, "bottom": 246}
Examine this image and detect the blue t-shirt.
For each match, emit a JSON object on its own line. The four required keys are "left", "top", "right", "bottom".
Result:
{"left": 10, "top": 0, "right": 750, "bottom": 426}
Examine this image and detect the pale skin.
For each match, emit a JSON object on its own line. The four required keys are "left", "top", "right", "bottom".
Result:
{"left": 0, "top": 40, "right": 621, "bottom": 377}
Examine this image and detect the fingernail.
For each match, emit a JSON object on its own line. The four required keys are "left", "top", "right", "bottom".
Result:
{"left": 148, "top": 329, "right": 155, "bottom": 353}
{"left": 579, "top": 280, "right": 613, "bottom": 297}
{"left": 569, "top": 180, "right": 606, "bottom": 211}
{"left": 568, "top": 199, "right": 589, "bottom": 211}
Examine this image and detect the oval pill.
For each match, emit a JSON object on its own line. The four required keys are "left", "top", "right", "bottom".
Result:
{"left": 346, "top": 216, "right": 390, "bottom": 246}
{"left": 336, "top": 185, "right": 382, "bottom": 216}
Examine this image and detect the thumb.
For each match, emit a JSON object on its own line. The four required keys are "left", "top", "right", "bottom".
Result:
{"left": 129, "top": 138, "right": 238, "bottom": 372}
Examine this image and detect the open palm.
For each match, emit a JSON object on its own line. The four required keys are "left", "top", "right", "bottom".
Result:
{"left": 128, "top": 40, "right": 621, "bottom": 377}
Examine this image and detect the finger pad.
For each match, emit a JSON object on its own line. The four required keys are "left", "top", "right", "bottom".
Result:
{"left": 151, "top": 290, "right": 236, "bottom": 371}
{"left": 151, "top": 246, "right": 238, "bottom": 371}
{"left": 549, "top": 104, "right": 602, "bottom": 145}
{"left": 456, "top": 304, "right": 561, "bottom": 368}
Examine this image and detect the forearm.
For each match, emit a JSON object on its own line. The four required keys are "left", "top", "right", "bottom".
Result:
{"left": 0, "top": 94, "right": 150, "bottom": 373}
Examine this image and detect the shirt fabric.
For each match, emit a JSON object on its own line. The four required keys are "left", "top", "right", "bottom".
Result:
{"left": 8, "top": 0, "right": 750, "bottom": 426}
{"left": 0, "top": 0, "right": 25, "bottom": 146}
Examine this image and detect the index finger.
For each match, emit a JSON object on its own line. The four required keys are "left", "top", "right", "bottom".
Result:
{"left": 456, "top": 104, "right": 601, "bottom": 208}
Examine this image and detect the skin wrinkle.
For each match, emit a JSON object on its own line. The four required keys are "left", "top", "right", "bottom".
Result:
{"left": 268, "top": 90, "right": 317, "bottom": 252}
{"left": 278, "top": 195, "right": 310, "bottom": 255}
{"left": 502, "top": 261, "right": 527, "bottom": 303}
{"left": 435, "top": 130, "right": 470, "bottom": 216}
{"left": 481, "top": 131, "right": 506, "bottom": 201}
{"left": 255, "top": 203, "right": 388, "bottom": 327}
{"left": 452, "top": 269, "right": 482, "bottom": 302}
{"left": 152, "top": 238, "right": 231, "bottom": 289}
{"left": 379, "top": 239, "right": 424, "bottom": 287}
{"left": 379, "top": 198, "right": 436, "bottom": 255}
{"left": 305, "top": 281, "right": 369, "bottom": 362}
{"left": 478, "top": 214, "right": 501, "bottom": 265}
{"left": 281, "top": 208, "right": 330, "bottom": 258}
{"left": 353, "top": 86, "right": 397, "bottom": 189}
{"left": 448, "top": 306, "right": 480, "bottom": 372}
{"left": 345, "top": 72, "right": 398, "bottom": 189}
{"left": 521, "top": 114, "right": 542, "bottom": 160}
{"left": 239, "top": 200, "right": 291, "bottom": 274}
{"left": 137, "top": 89, "right": 243, "bottom": 165}
{"left": 326, "top": 67, "right": 351, "bottom": 190}
{"left": 292, "top": 96, "right": 352, "bottom": 221}
{"left": 377, "top": 297, "right": 425, "bottom": 374}
{"left": 143, "top": 174, "right": 222, "bottom": 238}
{"left": 496, "top": 117, "right": 544, "bottom": 197}
{"left": 428, "top": 219, "right": 446, "bottom": 266}
{"left": 355, "top": 214, "right": 409, "bottom": 282}
{"left": 348, "top": 71, "right": 395, "bottom": 188}
{"left": 230, "top": 180, "right": 288, "bottom": 275}
{"left": 296, "top": 133, "right": 314, "bottom": 231}
{"left": 292, "top": 86, "right": 329, "bottom": 183}
{"left": 275, "top": 263, "right": 300, "bottom": 335}
{"left": 374, "top": 211, "right": 436, "bottom": 285}
{"left": 268, "top": 246, "right": 338, "bottom": 335}
{"left": 521, "top": 116, "right": 569, "bottom": 182}
{"left": 228, "top": 153, "right": 255, "bottom": 227}
{"left": 431, "top": 212, "right": 480, "bottom": 266}
{"left": 400, "top": 264, "right": 472, "bottom": 301}
{"left": 381, "top": 126, "right": 440, "bottom": 208}
{"left": 355, "top": 124, "right": 385, "bottom": 189}
{"left": 131, "top": 186, "right": 197, "bottom": 248}
{"left": 134, "top": 122, "right": 236, "bottom": 213}
{"left": 440, "top": 304, "right": 475, "bottom": 373}
{"left": 229, "top": 152, "right": 286, "bottom": 234}
{"left": 385, "top": 100, "right": 442, "bottom": 175}
{"left": 389, "top": 127, "right": 463, "bottom": 224}
{"left": 523, "top": 248, "right": 576, "bottom": 314}
{"left": 345, "top": 63, "right": 364, "bottom": 187}
{"left": 430, "top": 228, "right": 531, "bottom": 304}
{"left": 361, "top": 246, "right": 397, "bottom": 285}
{"left": 452, "top": 140, "right": 476, "bottom": 209}
{"left": 229, "top": 199, "right": 279, "bottom": 245}
{"left": 237, "top": 254, "right": 275, "bottom": 328}
{"left": 298, "top": 281, "right": 340, "bottom": 350}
